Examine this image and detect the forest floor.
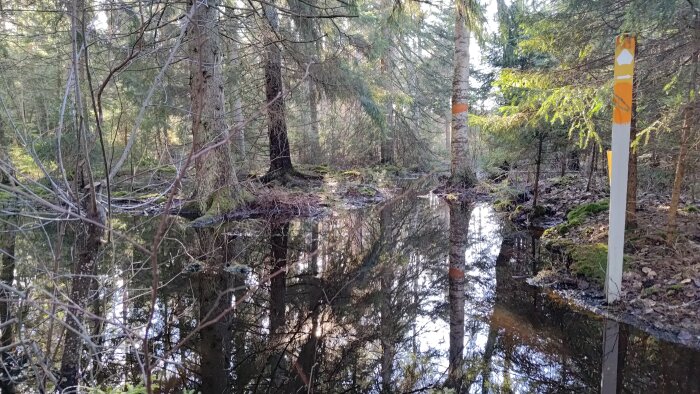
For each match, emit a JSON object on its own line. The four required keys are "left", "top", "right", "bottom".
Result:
{"left": 107, "top": 165, "right": 419, "bottom": 224}
{"left": 493, "top": 173, "right": 700, "bottom": 348}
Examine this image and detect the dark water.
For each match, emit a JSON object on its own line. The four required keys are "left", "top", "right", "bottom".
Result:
{"left": 2, "top": 182, "right": 700, "bottom": 393}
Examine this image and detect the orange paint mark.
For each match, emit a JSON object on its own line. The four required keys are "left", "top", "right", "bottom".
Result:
{"left": 612, "top": 35, "right": 635, "bottom": 125}
{"left": 615, "top": 35, "right": 636, "bottom": 52}
{"left": 449, "top": 267, "right": 465, "bottom": 279}
{"left": 452, "top": 103, "right": 468, "bottom": 114}
{"left": 613, "top": 81, "right": 633, "bottom": 124}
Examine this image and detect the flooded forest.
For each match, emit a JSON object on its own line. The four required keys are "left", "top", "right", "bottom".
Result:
{"left": 0, "top": 0, "right": 699, "bottom": 392}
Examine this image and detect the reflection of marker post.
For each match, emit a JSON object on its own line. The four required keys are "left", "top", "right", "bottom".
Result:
{"left": 600, "top": 319, "right": 620, "bottom": 394}
{"left": 606, "top": 35, "right": 635, "bottom": 303}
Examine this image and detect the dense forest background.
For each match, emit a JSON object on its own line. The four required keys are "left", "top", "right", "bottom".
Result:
{"left": 0, "top": 0, "right": 698, "bottom": 391}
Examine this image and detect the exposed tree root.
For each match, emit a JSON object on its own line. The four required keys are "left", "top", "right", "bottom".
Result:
{"left": 260, "top": 167, "right": 323, "bottom": 185}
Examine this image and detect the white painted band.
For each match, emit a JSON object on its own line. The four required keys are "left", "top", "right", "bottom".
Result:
{"left": 606, "top": 123, "right": 631, "bottom": 302}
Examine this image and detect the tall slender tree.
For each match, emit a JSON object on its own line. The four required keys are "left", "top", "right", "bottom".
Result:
{"left": 450, "top": 0, "right": 480, "bottom": 186}
{"left": 0, "top": 107, "right": 17, "bottom": 394}
{"left": 262, "top": 2, "right": 296, "bottom": 180}
{"left": 189, "top": 0, "right": 245, "bottom": 217}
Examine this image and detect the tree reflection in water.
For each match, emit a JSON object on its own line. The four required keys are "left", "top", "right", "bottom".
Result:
{"left": 0, "top": 187, "right": 699, "bottom": 392}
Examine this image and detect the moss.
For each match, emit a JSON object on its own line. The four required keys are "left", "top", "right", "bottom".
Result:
{"left": 494, "top": 199, "right": 514, "bottom": 212}
{"left": 311, "top": 165, "right": 330, "bottom": 175}
{"left": 642, "top": 286, "right": 659, "bottom": 297}
{"left": 566, "top": 199, "right": 609, "bottom": 225}
{"left": 445, "top": 193, "right": 459, "bottom": 202}
{"left": 569, "top": 243, "right": 608, "bottom": 285}
{"left": 508, "top": 204, "right": 527, "bottom": 221}
{"left": 341, "top": 170, "right": 362, "bottom": 178}
{"left": 204, "top": 189, "right": 254, "bottom": 216}
{"left": 683, "top": 205, "right": 699, "bottom": 213}
{"left": 547, "top": 199, "right": 609, "bottom": 235}
{"left": 542, "top": 226, "right": 557, "bottom": 238}
{"left": 358, "top": 186, "right": 377, "bottom": 197}
{"left": 541, "top": 237, "right": 575, "bottom": 252}
{"left": 156, "top": 166, "right": 177, "bottom": 175}
{"left": 551, "top": 174, "right": 577, "bottom": 187}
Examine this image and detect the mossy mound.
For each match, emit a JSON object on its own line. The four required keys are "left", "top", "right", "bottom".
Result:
{"left": 549, "top": 199, "right": 609, "bottom": 234}
{"left": 569, "top": 243, "right": 608, "bottom": 285}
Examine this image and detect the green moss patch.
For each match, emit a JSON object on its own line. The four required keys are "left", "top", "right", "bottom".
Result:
{"left": 494, "top": 199, "right": 514, "bottom": 212}
{"left": 569, "top": 243, "right": 608, "bottom": 285}
{"left": 549, "top": 199, "right": 609, "bottom": 234}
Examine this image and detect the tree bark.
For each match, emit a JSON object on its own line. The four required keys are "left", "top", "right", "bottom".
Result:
{"left": 58, "top": 0, "right": 106, "bottom": 387}
{"left": 307, "top": 79, "right": 322, "bottom": 164}
{"left": 229, "top": 39, "right": 247, "bottom": 170}
{"left": 58, "top": 209, "right": 104, "bottom": 390}
{"left": 263, "top": 3, "right": 295, "bottom": 176}
{"left": 667, "top": 105, "right": 694, "bottom": 238}
{"left": 0, "top": 114, "right": 17, "bottom": 394}
{"left": 445, "top": 107, "right": 451, "bottom": 152}
{"left": 586, "top": 144, "right": 597, "bottom": 192}
{"left": 450, "top": 0, "right": 476, "bottom": 185}
{"left": 626, "top": 82, "right": 638, "bottom": 227}
{"left": 667, "top": 48, "right": 698, "bottom": 239}
{"left": 380, "top": 96, "right": 395, "bottom": 165}
{"left": 189, "top": 0, "right": 241, "bottom": 216}
{"left": 533, "top": 135, "right": 543, "bottom": 209}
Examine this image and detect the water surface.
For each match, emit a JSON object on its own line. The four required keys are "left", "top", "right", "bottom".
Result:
{"left": 1, "top": 183, "right": 699, "bottom": 393}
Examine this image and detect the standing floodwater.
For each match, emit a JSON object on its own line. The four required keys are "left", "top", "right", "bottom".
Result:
{"left": 1, "top": 189, "right": 699, "bottom": 393}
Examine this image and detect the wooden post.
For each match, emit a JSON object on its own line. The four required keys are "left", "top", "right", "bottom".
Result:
{"left": 606, "top": 35, "right": 635, "bottom": 303}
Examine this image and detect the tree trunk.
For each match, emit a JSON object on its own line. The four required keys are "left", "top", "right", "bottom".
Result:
{"left": 0, "top": 236, "right": 16, "bottom": 394}
{"left": 667, "top": 105, "right": 694, "bottom": 238}
{"left": 263, "top": 3, "right": 294, "bottom": 176}
{"left": 58, "top": 0, "right": 106, "bottom": 387}
{"left": 626, "top": 82, "right": 638, "bottom": 227}
{"left": 533, "top": 135, "right": 543, "bottom": 209}
{"left": 189, "top": 0, "right": 241, "bottom": 216}
{"left": 0, "top": 116, "right": 17, "bottom": 394}
{"left": 229, "top": 39, "right": 247, "bottom": 171}
{"left": 58, "top": 209, "right": 104, "bottom": 390}
{"left": 450, "top": 0, "right": 476, "bottom": 186}
{"left": 445, "top": 107, "right": 451, "bottom": 152}
{"left": 586, "top": 144, "right": 597, "bottom": 192}
{"left": 307, "top": 79, "right": 321, "bottom": 164}
{"left": 560, "top": 144, "right": 567, "bottom": 177}
{"left": 380, "top": 97, "right": 394, "bottom": 165}
{"left": 447, "top": 202, "right": 470, "bottom": 390}
{"left": 667, "top": 47, "right": 698, "bottom": 239}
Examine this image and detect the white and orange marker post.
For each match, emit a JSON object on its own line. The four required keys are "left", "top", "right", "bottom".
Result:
{"left": 606, "top": 34, "right": 635, "bottom": 303}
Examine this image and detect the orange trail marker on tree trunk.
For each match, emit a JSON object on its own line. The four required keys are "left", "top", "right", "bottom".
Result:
{"left": 606, "top": 34, "right": 635, "bottom": 303}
